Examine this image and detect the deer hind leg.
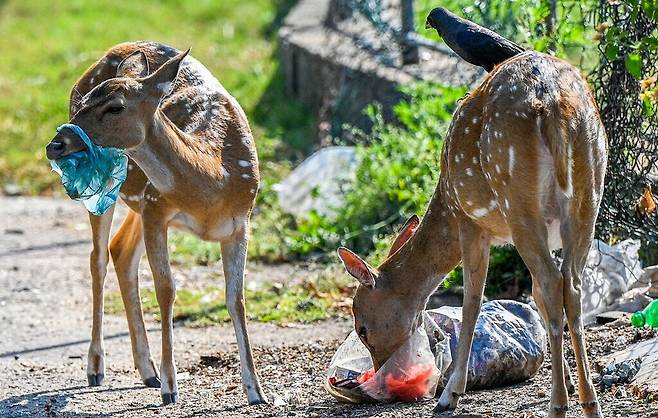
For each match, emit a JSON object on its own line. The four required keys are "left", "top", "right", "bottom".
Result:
{"left": 559, "top": 198, "right": 602, "bottom": 417}
{"left": 109, "top": 210, "right": 159, "bottom": 388}
{"left": 511, "top": 220, "right": 569, "bottom": 418}
{"left": 221, "top": 222, "right": 268, "bottom": 405}
{"left": 435, "top": 221, "right": 490, "bottom": 412}
{"left": 142, "top": 211, "right": 178, "bottom": 405}
{"left": 87, "top": 208, "right": 115, "bottom": 386}
{"left": 531, "top": 274, "right": 575, "bottom": 395}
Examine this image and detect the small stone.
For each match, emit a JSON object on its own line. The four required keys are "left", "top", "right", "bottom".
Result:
{"left": 3, "top": 184, "right": 23, "bottom": 196}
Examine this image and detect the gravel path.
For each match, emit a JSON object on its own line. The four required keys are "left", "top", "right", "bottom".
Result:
{"left": 1, "top": 197, "right": 656, "bottom": 417}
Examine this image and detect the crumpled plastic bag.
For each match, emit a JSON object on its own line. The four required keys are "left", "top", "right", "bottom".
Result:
{"left": 427, "top": 300, "right": 546, "bottom": 390}
{"left": 326, "top": 300, "right": 546, "bottom": 404}
{"left": 578, "top": 239, "right": 643, "bottom": 324}
{"left": 325, "top": 312, "right": 451, "bottom": 403}
{"left": 50, "top": 124, "right": 128, "bottom": 216}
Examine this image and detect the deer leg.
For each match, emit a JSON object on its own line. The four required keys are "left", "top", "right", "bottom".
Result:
{"left": 435, "top": 221, "right": 490, "bottom": 412}
{"left": 532, "top": 276, "right": 575, "bottom": 395}
{"left": 560, "top": 208, "right": 602, "bottom": 418}
{"left": 87, "top": 208, "right": 115, "bottom": 386}
{"left": 221, "top": 222, "right": 268, "bottom": 405}
{"left": 109, "top": 210, "right": 159, "bottom": 388}
{"left": 143, "top": 214, "right": 177, "bottom": 405}
{"left": 513, "top": 228, "right": 569, "bottom": 418}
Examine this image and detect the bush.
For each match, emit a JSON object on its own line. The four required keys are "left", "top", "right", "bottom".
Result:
{"left": 286, "top": 82, "right": 467, "bottom": 259}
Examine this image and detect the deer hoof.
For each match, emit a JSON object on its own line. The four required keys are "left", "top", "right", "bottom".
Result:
{"left": 87, "top": 373, "right": 104, "bottom": 386}
{"left": 162, "top": 392, "right": 178, "bottom": 405}
{"left": 432, "top": 401, "right": 456, "bottom": 415}
{"left": 247, "top": 394, "right": 269, "bottom": 406}
{"left": 143, "top": 376, "right": 161, "bottom": 388}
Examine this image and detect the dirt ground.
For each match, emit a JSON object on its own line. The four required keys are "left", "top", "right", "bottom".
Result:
{"left": 1, "top": 197, "right": 657, "bottom": 418}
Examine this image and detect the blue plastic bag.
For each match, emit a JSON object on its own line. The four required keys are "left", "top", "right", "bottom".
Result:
{"left": 50, "top": 124, "right": 128, "bottom": 216}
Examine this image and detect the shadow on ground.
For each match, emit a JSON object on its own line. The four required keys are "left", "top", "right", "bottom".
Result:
{"left": 0, "top": 385, "right": 153, "bottom": 418}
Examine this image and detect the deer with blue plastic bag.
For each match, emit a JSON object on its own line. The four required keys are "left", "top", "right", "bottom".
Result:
{"left": 45, "top": 42, "right": 266, "bottom": 406}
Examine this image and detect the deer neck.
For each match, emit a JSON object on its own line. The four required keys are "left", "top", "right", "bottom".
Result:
{"left": 382, "top": 184, "right": 462, "bottom": 304}
{"left": 128, "top": 110, "right": 219, "bottom": 195}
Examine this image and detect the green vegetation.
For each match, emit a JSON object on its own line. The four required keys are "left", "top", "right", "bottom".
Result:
{"left": 286, "top": 83, "right": 467, "bottom": 259}
{"left": 0, "top": 0, "right": 310, "bottom": 194}
{"left": 104, "top": 274, "right": 355, "bottom": 325}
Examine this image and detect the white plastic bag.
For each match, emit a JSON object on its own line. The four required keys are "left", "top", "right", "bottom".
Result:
{"left": 326, "top": 312, "right": 451, "bottom": 403}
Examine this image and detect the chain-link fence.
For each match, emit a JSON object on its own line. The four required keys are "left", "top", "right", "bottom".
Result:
{"left": 593, "top": 0, "right": 658, "bottom": 244}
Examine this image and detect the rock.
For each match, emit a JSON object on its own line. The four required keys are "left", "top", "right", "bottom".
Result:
{"left": 274, "top": 147, "right": 359, "bottom": 219}
{"left": 578, "top": 239, "right": 644, "bottom": 324}
{"left": 3, "top": 184, "right": 23, "bottom": 197}
{"left": 601, "top": 337, "right": 658, "bottom": 394}
{"left": 596, "top": 311, "right": 630, "bottom": 325}
{"left": 639, "top": 265, "right": 658, "bottom": 298}
{"left": 426, "top": 300, "right": 546, "bottom": 390}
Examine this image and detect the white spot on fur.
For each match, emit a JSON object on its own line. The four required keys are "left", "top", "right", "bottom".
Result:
{"left": 472, "top": 117, "right": 479, "bottom": 124}
{"left": 465, "top": 168, "right": 474, "bottom": 176}
{"left": 464, "top": 127, "right": 470, "bottom": 134}
{"left": 509, "top": 147, "right": 516, "bottom": 174}
{"left": 472, "top": 208, "right": 489, "bottom": 218}
{"left": 238, "top": 160, "right": 251, "bottom": 168}
{"left": 241, "top": 173, "right": 251, "bottom": 179}
{"left": 472, "top": 157, "right": 478, "bottom": 164}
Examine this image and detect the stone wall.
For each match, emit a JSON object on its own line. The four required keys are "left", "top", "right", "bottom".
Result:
{"left": 278, "top": 0, "right": 483, "bottom": 140}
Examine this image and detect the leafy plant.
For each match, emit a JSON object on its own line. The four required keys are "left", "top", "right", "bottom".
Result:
{"left": 286, "top": 82, "right": 467, "bottom": 257}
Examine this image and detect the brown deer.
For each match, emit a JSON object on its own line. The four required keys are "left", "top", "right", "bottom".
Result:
{"left": 338, "top": 51, "right": 606, "bottom": 418}
{"left": 45, "top": 42, "right": 267, "bottom": 405}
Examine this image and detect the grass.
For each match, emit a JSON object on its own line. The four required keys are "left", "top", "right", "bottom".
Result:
{"left": 0, "top": 0, "right": 313, "bottom": 262}
{"left": 104, "top": 274, "right": 355, "bottom": 326}
{"left": 0, "top": 0, "right": 312, "bottom": 194}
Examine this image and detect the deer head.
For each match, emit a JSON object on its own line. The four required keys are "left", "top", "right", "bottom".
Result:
{"left": 46, "top": 49, "right": 189, "bottom": 160}
{"left": 338, "top": 215, "right": 429, "bottom": 369}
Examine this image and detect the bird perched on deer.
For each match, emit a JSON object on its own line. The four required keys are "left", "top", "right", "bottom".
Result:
{"left": 425, "top": 6, "right": 525, "bottom": 72}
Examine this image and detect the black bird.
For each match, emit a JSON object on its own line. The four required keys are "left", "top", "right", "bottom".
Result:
{"left": 425, "top": 7, "right": 525, "bottom": 72}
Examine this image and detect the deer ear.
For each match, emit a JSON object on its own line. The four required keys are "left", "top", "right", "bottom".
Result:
{"left": 388, "top": 215, "right": 420, "bottom": 256}
{"left": 337, "top": 247, "right": 377, "bottom": 288}
{"left": 142, "top": 48, "right": 190, "bottom": 101}
{"left": 116, "top": 51, "right": 150, "bottom": 78}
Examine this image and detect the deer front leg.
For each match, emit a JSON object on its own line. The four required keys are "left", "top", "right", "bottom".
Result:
{"left": 87, "top": 207, "right": 114, "bottom": 386}
{"left": 221, "top": 222, "right": 268, "bottom": 405}
{"left": 435, "top": 221, "right": 490, "bottom": 413}
{"left": 110, "top": 210, "right": 160, "bottom": 388}
{"left": 142, "top": 213, "right": 178, "bottom": 405}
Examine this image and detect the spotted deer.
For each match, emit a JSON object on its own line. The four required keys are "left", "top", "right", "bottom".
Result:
{"left": 45, "top": 42, "right": 267, "bottom": 405}
{"left": 338, "top": 51, "right": 606, "bottom": 418}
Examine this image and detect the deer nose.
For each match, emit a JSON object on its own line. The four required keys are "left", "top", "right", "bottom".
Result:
{"left": 46, "top": 129, "right": 86, "bottom": 160}
{"left": 46, "top": 140, "right": 65, "bottom": 160}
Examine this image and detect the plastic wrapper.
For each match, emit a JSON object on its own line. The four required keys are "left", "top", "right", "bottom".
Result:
{"left": 325, "top": 312, "right": 451, "bottom": 403}
{"left": 326, "top": 300, "right": 546, "bottom": 403}
{"left": 50, "top": 124, "right": 128, "bottom": 216}
{"left": 427, "top": 300, "right": 546, "bottom": 389}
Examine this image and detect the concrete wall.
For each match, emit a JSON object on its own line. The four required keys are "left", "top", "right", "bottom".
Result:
{"left": 278, "top": 0, "right": 483, "bottom": 140}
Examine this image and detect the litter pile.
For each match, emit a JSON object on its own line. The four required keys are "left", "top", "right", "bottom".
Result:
{"left": 326, "top": 300, "right": 546, "bottom": 403}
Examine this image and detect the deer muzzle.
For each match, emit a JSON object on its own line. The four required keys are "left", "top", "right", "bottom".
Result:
{"left": 46, "top": 129, "right": 86, "bottom": 160}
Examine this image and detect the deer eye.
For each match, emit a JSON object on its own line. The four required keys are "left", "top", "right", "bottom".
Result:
{"left": 105, "top": 105, "right": 125, "bottom": 115}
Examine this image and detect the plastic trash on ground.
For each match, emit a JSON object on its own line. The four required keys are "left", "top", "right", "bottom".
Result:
{"left": 274, "top": 146, "right": 359, "bottom": 220}
{"left": 579, "top": 239, "right": 643, "bottom": 324}
{"left": 326, "top": 300, "right": 546, "bottom": 403}
{"left": 427, "top": 300, "right": 546, "bottom": 390}
{"left": 325, "top": 312, "right": 451, "bottom": 403}
{"left": 50, "top": 124, "right": 128, "bottom": 216}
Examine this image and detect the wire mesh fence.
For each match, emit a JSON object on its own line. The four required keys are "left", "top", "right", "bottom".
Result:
{"left": 592, "top": 0, "right": 658, "bottom": 244}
